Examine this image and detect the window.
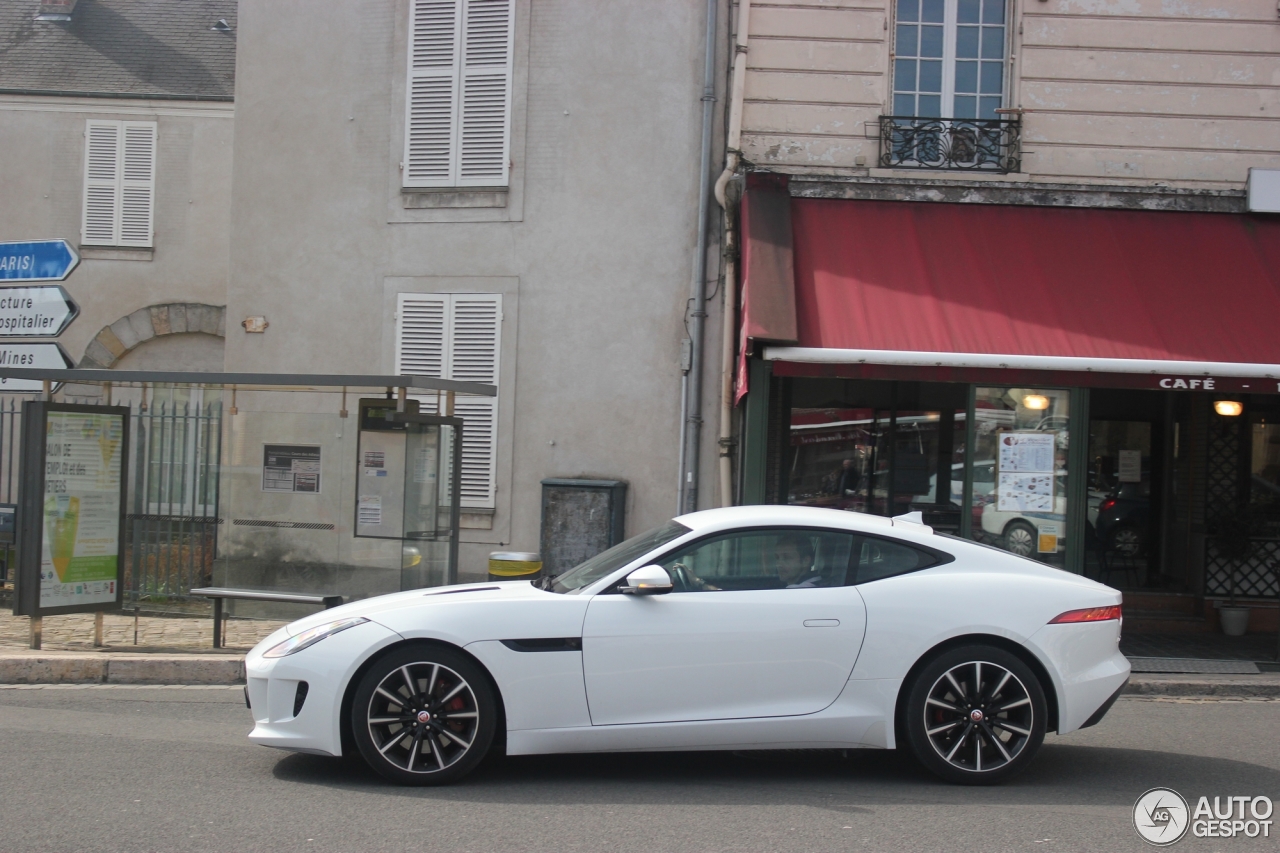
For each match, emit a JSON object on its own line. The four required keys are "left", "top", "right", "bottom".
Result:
{"left": 403, "top": 0, "right": 514, "bottom": 188}
{"left": 893, "top": 0, "right": 1006, "bottom": 119}
{"left": 396, "top": 293, "right": 501, "bottom": 508}
{"left": 82, "top": 120, "right": 157, "bottom": 247}
{"left": 654, "top": 528, "right": 859, "bottom": 592}
{"left": 852, "top": 536, "right": 943, "bottom": 583}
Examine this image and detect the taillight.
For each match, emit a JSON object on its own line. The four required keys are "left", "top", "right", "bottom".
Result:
{"left": 1098, "top": 498, "right": 1117, "bottom": 513}
{"left": 1050, "top": 605, "right": 1122, "bottom": 624}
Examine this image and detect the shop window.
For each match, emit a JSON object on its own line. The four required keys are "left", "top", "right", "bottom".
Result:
{"left": 970, "top": 387, "right": 1070, "bottom": 567}
{"left": 784, "top": 381, "right": 967, "bottom": 533}
{"left": 1249, "top": 415, "right": 1280, "bottom": 531}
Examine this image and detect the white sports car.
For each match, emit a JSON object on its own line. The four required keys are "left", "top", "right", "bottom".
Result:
{"left": 244, "top": 506, "right": 1129, "bottom": 785}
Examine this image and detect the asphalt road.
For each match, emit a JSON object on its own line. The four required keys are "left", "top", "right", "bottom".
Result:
{"left": 0, "top": 686, "right": 1277, "bottom": 853}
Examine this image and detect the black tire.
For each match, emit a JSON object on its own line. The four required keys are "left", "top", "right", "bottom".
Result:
{"left": 351, "top": 644, "right": 497, "bottom": 786}
{"left": 1003, "top": 521, "right": 1038, "bottom": 558}
{"left": 903, "top": 644, "right": 1047, "bottom": 785}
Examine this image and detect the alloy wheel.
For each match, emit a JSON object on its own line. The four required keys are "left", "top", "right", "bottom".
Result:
{"left": 365, "top": 661, "right": 480, "bottom": 774}
{"left": 922, "top": 660, "right": 1035, "bottom": 774}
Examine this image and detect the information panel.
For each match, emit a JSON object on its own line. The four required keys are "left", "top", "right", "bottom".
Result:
{"left": 262, "top": 444, "right": 321, "bottom": 493}
{"left": 15, "top": 403, "right": 128, "bottom": 616}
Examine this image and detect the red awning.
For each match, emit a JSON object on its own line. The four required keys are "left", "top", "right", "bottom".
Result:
{"left": 785, "top": 199, "right": 1280, "bottom": 366}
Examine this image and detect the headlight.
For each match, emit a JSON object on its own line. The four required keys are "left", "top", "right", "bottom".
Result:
{"left": 263, "top": 617, "right": 369, "bottom": 658}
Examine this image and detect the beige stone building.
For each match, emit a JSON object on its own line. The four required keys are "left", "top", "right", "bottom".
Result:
{"left": 736, "top": 0, "right": 1280, "bottom": 187}
{"left": 723, "top": 0, "right": 1280, "bottom": 630}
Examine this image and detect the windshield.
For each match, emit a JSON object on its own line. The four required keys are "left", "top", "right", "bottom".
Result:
{"left": 547, "top": 520, "right": 691, "bottom": 594}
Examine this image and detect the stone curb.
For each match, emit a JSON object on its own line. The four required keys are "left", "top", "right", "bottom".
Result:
{"left": 0, "top": 654, "right": 244, "bottom": 685}
{"left": 1125, "top": 673, "right": 1280, "bottom": 698}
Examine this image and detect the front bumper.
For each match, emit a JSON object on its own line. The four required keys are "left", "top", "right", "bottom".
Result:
{"left": 245, "top": 619, "right": 403, "bottom": 756}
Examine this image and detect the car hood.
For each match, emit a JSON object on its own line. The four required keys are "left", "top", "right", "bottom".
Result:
{"left": 281, "top": 580, "right": 544, "bottom": 636}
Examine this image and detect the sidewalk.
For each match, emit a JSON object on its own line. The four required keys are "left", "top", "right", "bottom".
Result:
{"left": 0, "top": 608, "right": 285, "bottom": 653}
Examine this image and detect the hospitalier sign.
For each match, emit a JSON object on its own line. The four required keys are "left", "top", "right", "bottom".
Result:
{"left": 0, "top": 286, "right": 79, "bottom": 337}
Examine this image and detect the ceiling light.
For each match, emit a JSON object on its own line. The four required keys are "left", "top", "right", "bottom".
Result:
{"left": 1214, "top": 400, "right": 1243, "bottom": 417}
{"left": 1022, "top": 394, "right": 1050, "bottom": 410}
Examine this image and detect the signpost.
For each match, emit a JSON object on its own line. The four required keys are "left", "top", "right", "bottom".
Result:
{"left": 0, "top": 286, "right": 79, "bottom": 337}
{"left": 0, "top": 240, "right": 80, "bottom": 283}
{"left": 0, "top": 343, "right": 74, "bottom": 392}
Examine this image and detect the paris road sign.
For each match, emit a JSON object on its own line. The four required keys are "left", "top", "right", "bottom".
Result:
{"left": 0, "top": 286, "right": 79, "bottom": 337}
{"left": 0, "top": 240, "right": 80, "bottom": 282}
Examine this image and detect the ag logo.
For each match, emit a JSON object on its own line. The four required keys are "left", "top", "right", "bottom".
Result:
{"left": 1134, "top": 788, "right": 1190, "bottom": 845}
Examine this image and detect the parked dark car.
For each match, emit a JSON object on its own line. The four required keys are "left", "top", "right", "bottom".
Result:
{"left": 1094, "top": 481, "right": 1150, "bottom": 557}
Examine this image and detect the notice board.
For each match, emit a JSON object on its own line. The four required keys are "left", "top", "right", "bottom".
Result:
{"left": 14, "top": 402, "right": 129, "bottom": 616}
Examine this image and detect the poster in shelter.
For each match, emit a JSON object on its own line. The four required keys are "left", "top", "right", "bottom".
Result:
{"left": 39, "top": 410, "right": 124, "bottom": 609}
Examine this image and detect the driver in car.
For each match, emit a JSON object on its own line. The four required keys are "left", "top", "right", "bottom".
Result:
{"left": 771, "top": 534, "right": 823, "bottom": 588}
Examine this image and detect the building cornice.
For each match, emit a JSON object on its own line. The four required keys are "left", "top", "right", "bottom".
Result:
{"left": 787, "top": 174, "right": 1247, "bottom": 214}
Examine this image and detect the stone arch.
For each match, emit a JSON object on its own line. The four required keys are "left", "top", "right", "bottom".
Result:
{"left": 79, "top": 303, "right": 226, "bottom": 368}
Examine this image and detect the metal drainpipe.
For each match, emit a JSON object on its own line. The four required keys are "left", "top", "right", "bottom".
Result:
{"left": 714, "top": 0, "right": 751, "bottom": 507}
{"left": 680, "top": 0, "right": 721, "bottom": 515}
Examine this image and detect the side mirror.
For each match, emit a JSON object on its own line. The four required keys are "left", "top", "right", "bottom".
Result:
{"left": 620, "top": 565, "right": 673, "bottom": 595}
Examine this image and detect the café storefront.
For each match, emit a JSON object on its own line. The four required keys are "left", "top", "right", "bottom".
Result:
{"left": 735, "top": 179, "right": 1280, "bottom": 617}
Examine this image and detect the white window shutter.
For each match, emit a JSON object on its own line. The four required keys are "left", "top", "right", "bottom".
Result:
{"left": 458, "top": 0, "right": 513, "bottom": 186}
{"left": 118, "top": 122, "right": 156, "bottom": 247}
{"left": 395, "top": 292, "right": 502, "bottom": 509}
{"left": 447, "top": 294, "right": 501, "bottom": 384}
{"left": 453, "top": 396, "right": 498, "bottom": 506}
{"left": 403, "top": 0, "right": 462, "bottom": 187}
{"left": 82, "top": 121, "right": 120, "bottom": 246}
{"left": 447, "top": 294, "right": 501, "bottom": 507}
{"left": 396, "top": 293, "right": 450, "bottom": 377}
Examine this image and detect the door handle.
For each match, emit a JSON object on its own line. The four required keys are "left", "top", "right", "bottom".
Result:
{"left": 803, "top": 619, "right": 840, "bottom": 628}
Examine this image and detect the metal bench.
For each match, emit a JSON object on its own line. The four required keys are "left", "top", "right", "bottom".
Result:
{"left": 190, "top": 587, "right": 344, "bottom": 649}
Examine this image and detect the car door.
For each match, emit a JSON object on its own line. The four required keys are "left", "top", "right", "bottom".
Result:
{"left": 581, "top": 527, "right": 867, "bottom": 726}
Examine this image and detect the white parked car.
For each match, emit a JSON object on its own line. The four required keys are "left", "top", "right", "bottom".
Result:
{"left": 245, "top": 505, "right": 1128, "bottom": 786}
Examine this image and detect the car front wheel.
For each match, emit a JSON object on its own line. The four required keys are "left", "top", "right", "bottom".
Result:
{"left": 903, "top": 644, "right": 1047, "bottom": 784}
{"left": 351, "top": 644, "right": 497, "bottom": 785}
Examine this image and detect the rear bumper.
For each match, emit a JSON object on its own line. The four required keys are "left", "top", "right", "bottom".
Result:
{"left": 1027, "top": 620, "right": 1130, "bottom": 734}
{"left": 1080, "top": 677, "right": 1128, "bottom": 729}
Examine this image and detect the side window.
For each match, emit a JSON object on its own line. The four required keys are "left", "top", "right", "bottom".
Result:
{"left": 852, "top": 536, "right": 942, "bottom": 584}
{"left": 656, "top": 529, "right": 856, "bottom": 592}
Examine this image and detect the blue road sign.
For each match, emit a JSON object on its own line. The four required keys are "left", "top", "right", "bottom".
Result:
{"left": 0, "top": 240, "right": 80, "bottom": 282}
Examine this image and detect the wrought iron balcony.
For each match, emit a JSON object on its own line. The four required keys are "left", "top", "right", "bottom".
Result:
{"left": 878, "top": 116, "right": 1021, "bottom": 174}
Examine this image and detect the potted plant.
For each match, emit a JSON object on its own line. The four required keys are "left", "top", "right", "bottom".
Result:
{"left": 1214, "top": 512, "right": 1259, "bottom": 636}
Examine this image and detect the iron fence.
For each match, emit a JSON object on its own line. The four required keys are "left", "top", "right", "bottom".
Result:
{"left": 126, "top": 401, "right": 223, "bottom": 603}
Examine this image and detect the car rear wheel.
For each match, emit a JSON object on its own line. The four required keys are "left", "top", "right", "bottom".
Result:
{"left": 1003, "top": 521, "right": 1038, "bottom": 558}
{"left": 903, "top": 644, "right": 1047, "bottom": 785}
{"left": 351, "top": 644, "right": 497, "bottom": 785}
